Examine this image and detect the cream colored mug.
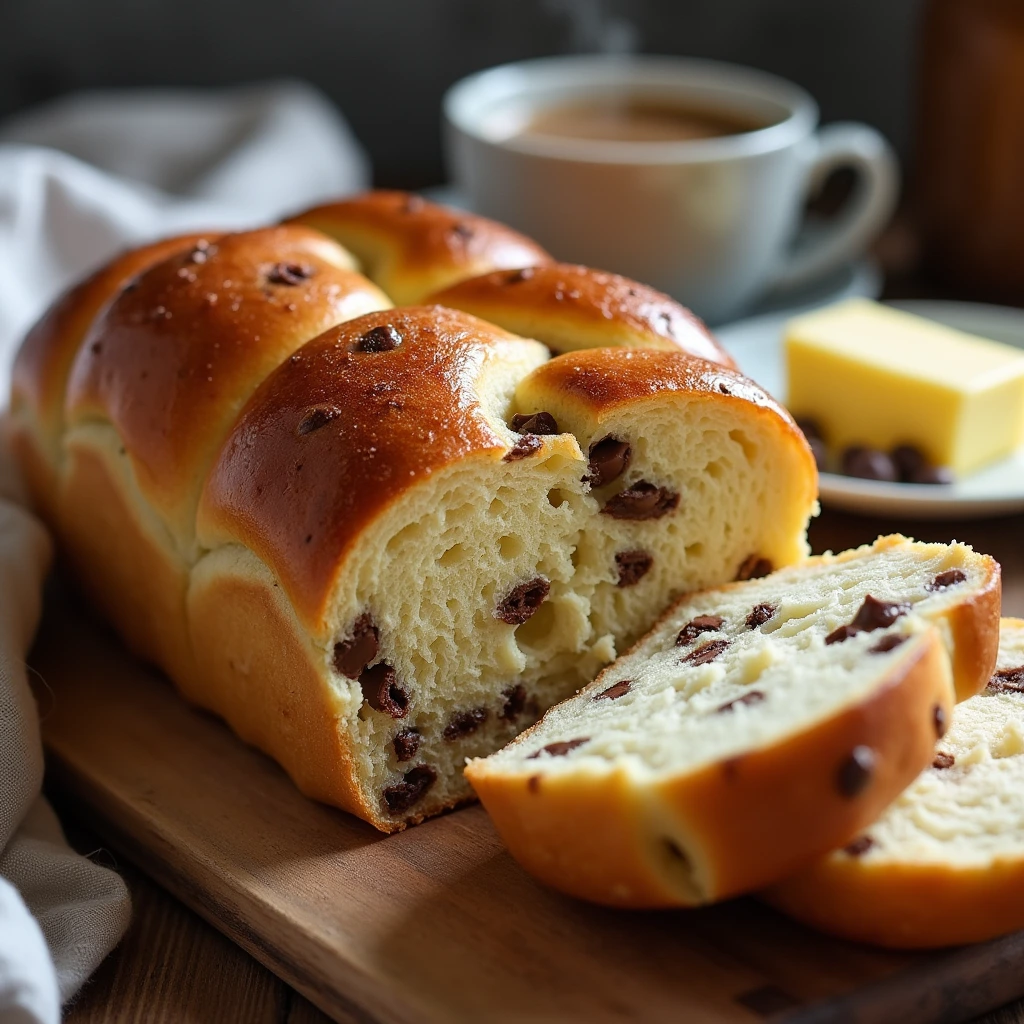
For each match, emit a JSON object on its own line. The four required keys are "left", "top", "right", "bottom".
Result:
{"left": 444, "top": 56, "right": 898, "bottom": 324}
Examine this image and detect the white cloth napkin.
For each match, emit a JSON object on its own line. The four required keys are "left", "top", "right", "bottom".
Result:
{"left": 0, "top": 79, "right": 370, "bottom": 1023}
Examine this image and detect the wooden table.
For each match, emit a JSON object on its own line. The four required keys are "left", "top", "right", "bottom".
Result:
{"left": 51, "top": 504, "right": 1024, "bottom": 1024}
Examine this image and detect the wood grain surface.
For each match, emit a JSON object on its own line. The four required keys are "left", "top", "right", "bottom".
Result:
{"left": 31, "top": 508, "right": 1024, "bottom": 1024}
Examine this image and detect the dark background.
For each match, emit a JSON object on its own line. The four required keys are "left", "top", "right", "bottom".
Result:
{"left": 1, "top": 0, "right": 923, "bottom": 188}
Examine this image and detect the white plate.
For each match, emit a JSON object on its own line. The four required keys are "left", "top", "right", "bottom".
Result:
{"left": 716, "top": 300, "right": 1024, "bottom": 520}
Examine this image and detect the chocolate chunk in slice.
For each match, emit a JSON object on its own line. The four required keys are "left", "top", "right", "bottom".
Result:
{"left": 333, "top": 613, "right": 379, "bottom": 678}
{"left": 528, "top": 738, "right": 589, "bottom": 759}
{"left": 745, "top": 603, "right": 775, "bottom": 629}
{"left": 499, "top": 684, "right": 527, "bottom": 721}
{"left": 510, "top": 411, "right": 559, "bottom": 435}
{"left": 987, "top": 667, "right": 1024, "bottom": 694}
{"left": 932, "top": 751, "right": 955, "bottom": 770}
{"left": 825, "top": 624, "right": 861, "bottom": 646}
{"left": 682, "top": 638, "right": 730, "bottom": 666}
{"left": 594, "top": 680, "right": 631, "bottom": 701}
{"left": 715, "top": 690, "right": 765, "bottom": 713}
{"left": 870, "top": 634, "right": 908, "bottom": 654}
{"left": 267, "top": 261, "right": 314, "bottom": 285}
{"left": 852, "top": 595, "right": 910, "bottom": 632}
{"left": 837, "top": 746, "right": 875, "bottom": 798}
{"left": 615, "top": 550, "right": 653, "bottom": 587}
{"left": 586, "top": 436, "right": 632, "bottom": 487}
{"left": 393, "top": 728, "right": 420, "bottom": 762}
{"left": 443, "top": 707, "right": 489, "bottom": 741}
{"left": 602, "top": 480, "right": 679, "bottom": 520}
{"left": 360, "top": 663, "right": 408, "bottom": 718}
{"left": 503, "top": 435, "right": 543, "bottom": 462}
{"left": 843, "top": 835, "right": 875, "bottom": 857}
{"left": 495, "top": 577, "right": 550, "bottom": 625}
{"left": 356, "top": 324, "right": 403, "bottom": 352}
{"left": 928, "top": 569, "right": 967, "bottom": 591}
{"left": 736, "top": 555, "right": 773, "bottom": 581}
{"left": 383, "top": 765, "right": 436, "bottom": 813}
{"left": 298, "top": 404, "right": 342, "bottom": 436}
{"left": 676, "top": 615, "right": 724, "bottom": 645}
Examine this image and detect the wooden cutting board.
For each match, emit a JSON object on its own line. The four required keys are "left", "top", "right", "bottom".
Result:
{"left": 30, "top": 591, "right": 1024, "bottom": 1024}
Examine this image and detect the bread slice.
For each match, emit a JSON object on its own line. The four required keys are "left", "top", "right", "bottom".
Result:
{"left": 465, "top": 537, "right": 1000, "bottom": 906}
{"left": 765, "top": 617, "right": 1024, "bottom": 949}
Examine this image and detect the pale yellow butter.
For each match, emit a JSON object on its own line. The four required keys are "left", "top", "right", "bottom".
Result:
{"left": 785, "top": 298, "right": 1024, "bottom": 474}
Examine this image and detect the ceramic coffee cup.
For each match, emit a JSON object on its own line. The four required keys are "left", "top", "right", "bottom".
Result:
{"left": 444, "top": 56, "right": 898, "bottom": 324}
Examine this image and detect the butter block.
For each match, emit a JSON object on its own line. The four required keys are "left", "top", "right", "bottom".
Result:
{"left": 785, "top": 298, "right": 1024, "bottom": 475}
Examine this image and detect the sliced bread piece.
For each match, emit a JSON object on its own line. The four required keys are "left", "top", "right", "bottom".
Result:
{"left": 465, "top": 536, "right": 1000, "bottom": 907}
{"left": 765, "top": 617, "right": 1024, "bottom": 949}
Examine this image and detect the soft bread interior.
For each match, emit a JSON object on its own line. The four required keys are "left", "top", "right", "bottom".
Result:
{"left": 833, "top": 619, "right": 1024, "bottom": 867}
{"left": 474, "top": 537, "right": 981, "bottom": 779}
{"left": 321, "top": 360, "right": 817, "bottom": 823}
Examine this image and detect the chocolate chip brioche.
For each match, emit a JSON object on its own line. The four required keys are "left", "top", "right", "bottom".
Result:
{"left": 466, "top": 537, "right": 1000, "bottom": 904}
{"left": 766, "top": 617, "right": 1024, "bottom": 949}
{"left": 9, "top": 191, "right": 818, "bottom": 831}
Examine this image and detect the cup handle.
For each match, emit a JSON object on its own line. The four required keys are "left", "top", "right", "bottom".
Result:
{"left": 766, "top": 122, "right": 899, "bottom": 294}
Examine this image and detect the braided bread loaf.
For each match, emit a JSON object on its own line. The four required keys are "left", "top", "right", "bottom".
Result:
{"left": 9, "top": 191, "right": 818, "bottom": 831}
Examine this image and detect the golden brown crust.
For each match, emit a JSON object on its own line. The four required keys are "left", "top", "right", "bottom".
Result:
{"left": 467, "top": 631, "right": 955, "bottom": 907}
{"left": 944, "top": 558, "right": 1001, "bottom": 700}
{"left": 197, "top": 306, "right": 534, "bottom": 631}
{"left": 429, "top": 263, "right": 736, "bottom": 368}
{"left": 9, "top": 234, "right": 207, "bottom": 515}
{"left": 287, "top": 191, "right": 553, "bottom": 304}
{"left": 64, "top": 227, "right": 389, "bottom": 545}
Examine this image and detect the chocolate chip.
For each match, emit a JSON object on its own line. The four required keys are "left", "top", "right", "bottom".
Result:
{"left": 825, "top": 624, "right": 861, "bottom": 645}
{"left": 934, "top": 704, "right": 948, "bottom": 738}
{"left": 594, "top": 680, "right": 631, "bottom": 701}
{"left": 837, "top": 746, "right": 875, "bottom": 798}
{"left": 795, "top": 417, "right": 823, "bottom": 442}
{"left": 298, "top": 405, "right": 341, "bottom": 435}
{"left": 500, "top": 685, "right": 527, "bottom": 721}
{"left": 676, "top": 615, "right": 724, "bottom": 645}
{"left": 928, "top": 569, "right": 967, "bottom": 591}
{"left": 528, "top": 738, "right": 589, "bottom": 759}
{"left": 393, "top": 728, "right": 420, "bottom": 762}
{"left": 891, "top": 444, "right": 927, "bottom": 481}
{"left": 746, "top": 603, "right": 775, "bottom": 629}
{"left": 503, "top": 434, "right": 542, "bottom": 461}
{"left": 586, "top": 436, "right": 632, "bottom": 487}
{"left": 510, "top": 411, "right": 559, "bottom": 435}
{"left": 852, "top": 595, "right": 910, "bottom": 632}
{"left": 736, "top": 555, "right": 773, "bottom": 581}
{"left": 443, "top": 707, "right": 488, "bottom": 741}
{"left": 506, "top": 267, "right": 535, "bottom": 283}
{"left": 602, "top": 481, "right": 679, "bottom": 520}
{"left": 987, "top": 667, "right": 1024, "bottom": 694}
{"left": 844, "top": 835, "right": 875, "bottom": 857}
{"left": 357, "top": 324, "right": 402, "bottom": 352}
{"left": 910, "top": 464, "right": 954, "bottom": 485}
{"left": 383, "top": 765, "right": 436, "bottom": 813}
{"left": 333, "top": 614, "right": 379, "bottom": 677}
{"left": 932, "top": 751, "right": 955, "bottom": 770}
{"left": 615, "top": 550, "right": 652, "bottom": 587}
{"left": 841, "top": 446, "right": 898, "bottom": 482}
{"left": 683, "top": 638, "right": 730, "bottom": 666}
{"left": 360, "top": 663, "right": 408, "bottom": 718}
{"left": 495, "top": 577, "right": 550, "bottom": 625}
{"left": 870, "top": 634, "right": 908, "bottom": 654}
{"left": 716, "top": 690, "right": 765, "bottom": 713}
{"left": 267, "top": 261, "right": 314, "bottom": 285}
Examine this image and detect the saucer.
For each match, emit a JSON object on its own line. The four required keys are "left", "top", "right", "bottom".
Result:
{"left": 716, "top": 300, "right": 1024, "bottom": 520}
